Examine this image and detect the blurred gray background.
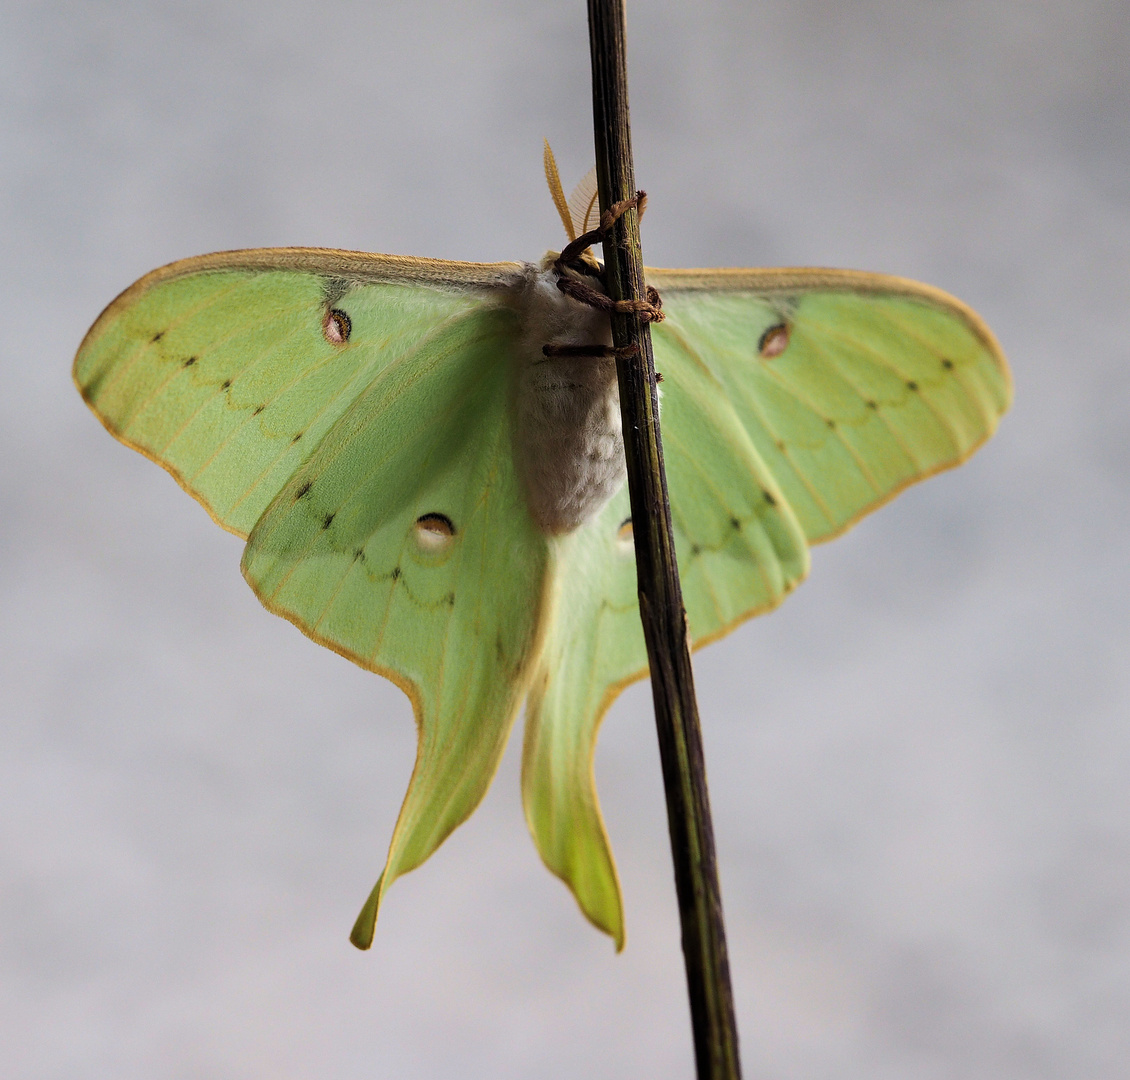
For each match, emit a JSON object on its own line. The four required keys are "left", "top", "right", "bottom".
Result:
{"left": 3, "top": 1, "right": 1127, "bottom": 1077}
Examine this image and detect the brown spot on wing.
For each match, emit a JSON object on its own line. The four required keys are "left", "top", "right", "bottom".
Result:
{"left": 758, "top": 322, "right": 790, "bottom": 359}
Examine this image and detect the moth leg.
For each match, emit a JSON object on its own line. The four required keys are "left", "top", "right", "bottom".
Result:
{"left": 551, "top": 191, "right": 664, "bottom": 324}
{"left": 541, "top": 343, "right": 638, "bottom": 361}
{"left": 540, "top": 342, "right": 662, "bottom": 382}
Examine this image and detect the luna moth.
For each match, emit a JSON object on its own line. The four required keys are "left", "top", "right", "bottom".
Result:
{"left": 73, "top": 147, "right": 1011, "bottom": 951}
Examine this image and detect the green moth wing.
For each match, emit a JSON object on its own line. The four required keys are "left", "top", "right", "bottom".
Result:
{"left": 521, "top": 266, "right": 1011, "bottom": 947}
{"left": 521, "top": 339, "right": 812, "bottom": 946}
{"left": 74, "top": 249, "right": 551, "bottom": 947}
{"left": 521, "top": 490, "right": 640, "bottom": 949}
{"left": 649, "top": 267, "right": 1013, "bottom": 544}
{"left": 74, "top": 249, "right": 523, "bottom": 536}
{"left": 240, "top": 300, "right": 549, "bottom": 948}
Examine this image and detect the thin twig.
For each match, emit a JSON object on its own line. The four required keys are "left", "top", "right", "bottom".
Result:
{"left": 585, "top": 1, "right": 743, "bottom": 1077}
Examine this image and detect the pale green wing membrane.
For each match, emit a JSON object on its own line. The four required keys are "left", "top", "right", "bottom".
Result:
{"left": 74, "top": 249, "right": 523, "bottom": 536}
{"left": 649, "top": 267, "right": 1013, "bottom": 544}
{"left": 522, "top": 345, "right": 810, "bottom": 946}
{"left": 523, "top": 266, "right": 1010, "bottom": 947}
{"left": 656, "top": 329, "right": 812, "bottom": 638}
{"left": 75, "top": 249, "right": 549, "bottom": 947}
{"left": 521, "top": 490, "right": 640, "bottom": 948}
{"left": 242, "top": 302, "right": 548, "bottom": 948}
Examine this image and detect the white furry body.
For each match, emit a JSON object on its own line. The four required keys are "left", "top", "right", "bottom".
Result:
{"left": 512, "top": 257, "right": 626, "bottom": 534}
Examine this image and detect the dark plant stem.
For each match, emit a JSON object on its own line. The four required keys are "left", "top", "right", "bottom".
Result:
{"left": 585, "top": 2, "right": 742, "bottom": 1077}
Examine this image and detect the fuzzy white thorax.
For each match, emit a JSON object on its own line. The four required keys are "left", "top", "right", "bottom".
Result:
{"left": 512, "top": 256, "right": 626, "bottom": 534}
